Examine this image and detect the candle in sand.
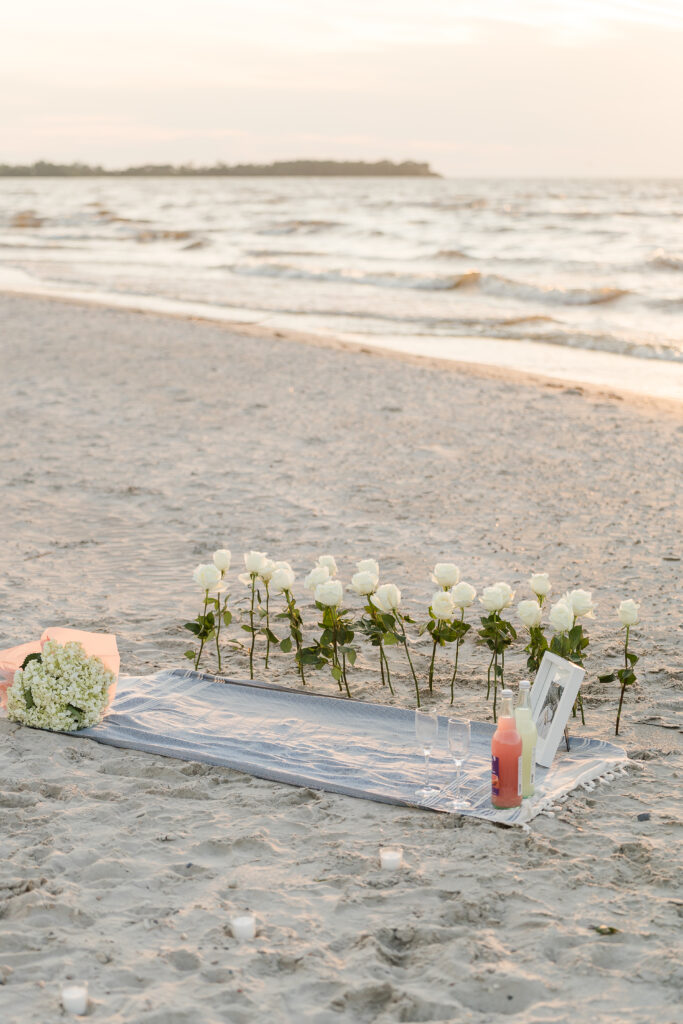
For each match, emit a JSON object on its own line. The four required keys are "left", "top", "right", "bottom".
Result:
{"left": 379, "top": 846, "right": 403, "bottom": 870}
{"left": 231, "top": 914, "right": 256, "bottom": 941}
{"left": 61, "top": 983, "right": 88, "bottom": 1015}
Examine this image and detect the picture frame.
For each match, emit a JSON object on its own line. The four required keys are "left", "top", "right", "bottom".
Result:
{"left": 530, "top": 652, "right": 586, "bottom": 768}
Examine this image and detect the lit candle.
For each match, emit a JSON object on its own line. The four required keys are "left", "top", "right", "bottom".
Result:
{"left": 61, "top": 983, "right": 88, "bottom": 1015}
{"left": 379, "top": 846, "right": 403, "bottom": 870}
{"left": 230, "top": 914, "right": 256, "bottom": 941}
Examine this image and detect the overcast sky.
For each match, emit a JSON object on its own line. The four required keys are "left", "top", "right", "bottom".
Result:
{"left": 2, "top": 0, "right": 682, "bottom": 175}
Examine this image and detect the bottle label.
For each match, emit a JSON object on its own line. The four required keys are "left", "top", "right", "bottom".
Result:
{"left": 491, "top": 755, "right": 500, "bottom": 796}
{"left": 518, "top": 755, "right": 523, "bottom": 796}
{"left": 530, "top": 748, "right": 536, "bottom": 787}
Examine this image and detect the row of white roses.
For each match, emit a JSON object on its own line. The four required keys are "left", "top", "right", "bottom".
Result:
{"left": 193, "top": 554, "right": 640, "bottom": 630}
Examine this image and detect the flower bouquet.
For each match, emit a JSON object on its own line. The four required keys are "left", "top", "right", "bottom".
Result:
{"left": 0, "top": 627, "right": 119, "bottom": 731}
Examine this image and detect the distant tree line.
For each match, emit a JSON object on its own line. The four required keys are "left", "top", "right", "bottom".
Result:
{"left": 0, "top": 159, "right": 439, "bottom": 178}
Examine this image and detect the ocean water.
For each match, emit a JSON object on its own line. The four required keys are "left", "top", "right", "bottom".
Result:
{"left": 1, "top": 177, "right": 682, "bottom": 393}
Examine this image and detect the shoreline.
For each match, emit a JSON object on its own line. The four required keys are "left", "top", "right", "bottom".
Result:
{"left": 2, "top": 283, "right": 682, "bottom": 418}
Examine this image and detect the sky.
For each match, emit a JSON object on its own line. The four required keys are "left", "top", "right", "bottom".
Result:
{"left": 1, "top": 0, "right": 683, "bottom": 176}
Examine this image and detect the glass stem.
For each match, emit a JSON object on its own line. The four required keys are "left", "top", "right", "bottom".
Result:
{"left": 455, "top": 760, "right": 462, "bottom": 804}
{"left": 424, "top": 748, "right": 431, "bottom": 791}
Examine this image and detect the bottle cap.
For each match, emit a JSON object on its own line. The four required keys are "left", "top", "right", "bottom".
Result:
{"left": 501, "top": 688, "right": 513, "bottom": 697}
{"left": 519, "top": 680, "right": 530, "bottom": 690}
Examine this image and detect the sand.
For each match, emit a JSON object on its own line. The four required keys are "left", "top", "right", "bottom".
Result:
{"left": 0, "top": 293, "right": 681, "bottom": 1024}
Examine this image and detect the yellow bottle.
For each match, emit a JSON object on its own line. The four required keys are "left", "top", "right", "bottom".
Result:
{"left": 515, "top": 680, "right": 537, "bottom": 798}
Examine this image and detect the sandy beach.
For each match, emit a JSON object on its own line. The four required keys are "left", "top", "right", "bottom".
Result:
{"left": 1, "top": 293, "right": 681, "bottom": 1023}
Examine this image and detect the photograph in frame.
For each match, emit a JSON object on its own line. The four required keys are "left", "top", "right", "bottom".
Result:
{"left": 530, "top": 653, "right": 586, "bottom": 768}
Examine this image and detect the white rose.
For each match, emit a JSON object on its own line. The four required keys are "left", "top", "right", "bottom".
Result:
{"left": 316, "top": 555, "right": 337, "bottom": 577}
{"left": 480, "top": 586, "right": 503, "bottom": 612}
{"left": 529, "top": 572, "right": 550, "bottom": 597}
{"left": 518, "top": 599, "right": 542, "bottom": 629}
{"left": 431, "top": 563, "right": 460, "bottom": 588}
{"left": 357, "top": 558, "right": 379, "bottom": 578}
{"left": 315, "top": 579, "right": 343, "bottom": 607}
{"left": 258, "top": 559, "right": 276, "bottom": 582}
{"left": 371, "top": 583, "right": 401, "bottom": 613}
{"left": 305, "top": 565, "right": 330, "bottom": 591}
{"left": 451, "top": 581, "right": 476, "bottom": 609}
{"left": 493, "top": 582, "right": 515, "bottom": 608}
{"left": 271, "top": 567, "right": 295, "bottom": 593}
{"left": 430, "top": 590, "right": 455, "bottom": 621}
{"left": 244, "top": 550, "right": 268, "bottom": 574}
{"left": 193, "top": 563, "right": 222, "bottom": 592}
{"left": 213, "top": 548, "right": 231, "bottom": 572}
{"left": 567, "top": 588, "right": 595, "bottom": 618}
{"left": 272, "top": 560, "right": 292, "bottom": 572}
{"left": 480, "top": 583, "right": 514, "bottom": 613}
{"left": 618, "top": 599, "right": 640, "bottom": 626}
{"left": 549, "top": 598, "right": 574, "bottom": 633}
{"left": 350, "top": 571, "right": 378, "bottom": 596}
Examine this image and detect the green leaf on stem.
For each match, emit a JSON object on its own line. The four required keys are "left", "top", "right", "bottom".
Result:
{"left": 20, "top": 652, "right": 42, "bottom": 669}
{"left": 66, "top": 703, "right": 85, "bottom": 727}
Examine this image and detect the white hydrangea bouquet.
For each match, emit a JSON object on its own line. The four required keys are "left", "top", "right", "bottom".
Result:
{"left": 7, "top": 640, "right": 115, "bottom": 732}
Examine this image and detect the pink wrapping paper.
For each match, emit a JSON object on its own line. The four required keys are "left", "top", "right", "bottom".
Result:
{"left": 0, "top": 628, "right": 119, "bottom": 710}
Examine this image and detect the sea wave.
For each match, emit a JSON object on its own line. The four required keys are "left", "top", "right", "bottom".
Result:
{"left": 226, "top": 262, "right": 457, "bottom": 290}
{"left": 510, "top": 327, "right": 683, "bottom": 363}
{"left": 257, "top": 219, "right": 341, "bottom": 235}
{"left": 246, "top": 248, "right": 328, "bottom": 258}
{"left": 647, "top": 249, "right": 683, "bottom": 271}
{"left": 226, "top": 261, "right": 630, "bottom": 305}
{"left": 474, "top": 273, "right": 628, "bottom": 306}
{"left": 647, "top": 296, "right": 683, "bottom": 312}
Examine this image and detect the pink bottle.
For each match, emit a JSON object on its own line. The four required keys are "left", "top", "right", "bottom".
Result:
{"left": 491, "top": 689, "right": 523, "bottom": 809}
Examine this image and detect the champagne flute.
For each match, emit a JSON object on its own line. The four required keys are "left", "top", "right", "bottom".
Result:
{"left": 447, "top": 717, "right": 471, "bottom": 811}
{"left": 415, "top": 708, "right": 439, "bottom": 798}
